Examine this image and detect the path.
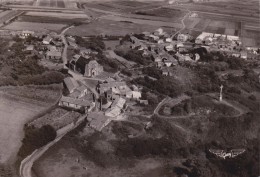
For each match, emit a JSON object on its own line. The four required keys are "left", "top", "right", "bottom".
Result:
{"left": 171, "top": 8, "right": 191, "bottom": 37}
{"left": 60, "top": 25, "right": 74, "bottom": 67}
{"left": 19, "top": 113, "right": 88, "bottom": 177}
{"left": 206, "top": 93, "right": 249, "bottom": 117}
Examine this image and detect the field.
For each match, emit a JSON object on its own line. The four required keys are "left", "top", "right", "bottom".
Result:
{"left": 0, "top": 85, "right": 61, "bottom": 164}
{"left": 2, "top": 21, "right": 67, "bottom": 32}
{"left": 65, "top": 19, "right": 177, "bottom": 36}
{"left": 25, "top": 11, "right": 88, "bottom": 19}
{"left": 35, "top": 0, "right": 78, "bottom": 9}
{"left": 0, "top": 10, "right": 22, "bottom": 24}
{"left": 135, "top": 7, "right": 186, "bottom": 19}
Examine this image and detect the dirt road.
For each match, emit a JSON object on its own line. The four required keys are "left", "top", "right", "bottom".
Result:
{"left": 60, "top": 25, "right": 74, "bottom": 67}
{"left": 19, "top": 114, "right": 88, "bottom": 177}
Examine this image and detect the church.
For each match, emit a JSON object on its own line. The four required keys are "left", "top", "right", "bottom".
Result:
{"left": 69, "top": 55, "right": 103, "bottom": 77}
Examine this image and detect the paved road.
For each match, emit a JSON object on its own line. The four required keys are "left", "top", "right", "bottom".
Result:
{"left": 19, "top": 114, "right": 88, "bottom": 177}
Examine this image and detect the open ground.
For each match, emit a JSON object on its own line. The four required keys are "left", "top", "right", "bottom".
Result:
{"left": 0, "top": 85, "right": 61, "bottom": 164}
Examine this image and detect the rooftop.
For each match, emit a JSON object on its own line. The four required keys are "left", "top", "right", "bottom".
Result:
{"left": 87, "top": 112, "right": 110, "bottom": 131}
{"left": 60, "top": 96, "right": 92, "bottom": 107}
{"left": 64, "top": 77, "right": 79, "bottom": 93}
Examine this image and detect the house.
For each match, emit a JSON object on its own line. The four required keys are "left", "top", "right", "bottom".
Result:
{"left": 162, "top": 68, "right": 173, "bottom": 76}
{"left": 46, "top": 51, "right": 62, "bottom": 60}
{"left": 240, "top": 51, "right": 248, "bottom": 59}
{"left": 177, "top": 34, "right": 189, "bottom": 42}
{"left": 149, "top": 34, "right": 160, "bottom": 41}
{"left": 43, "top": 36, "right": 52, "bottom": 45}
{"left": 69, "top": 56, "right": 103, "bottom": 77}
{"left": 105, "top": 97, "right": 126, "bottom": 117}
{"left": 165, "top": 44, "right": 174, "bottom": 51}
{"left": 21, "top": 30, "right": 34, "bottom": 38}
{"left": 152, "top": 53, "right": 162, "bottom": 62}
{"left": 164, "top": 60, "right": 173, "bottom": 67}
{"left": 59, "top": 96, "right": 93, "bottom": 112}
{"left": 69, "top": 85, "right": 88, "bottom": 99}
{"left": 139, "top": 99, "right": 148, "bottom": 105}
{"left": 166, "top": 37, "right": 173, "bottom": 43}
{"left": 156, "top": 61, "right": 164, "bottom": 68}
{"left": 87, "top": 112, "right": 111, "bottom": 131}
{"left": 97, "top": 81, "right": 129, "bottom": 94}
{"left": 80, "top": 49, "right": 98, "bottom": 57}
{"left": 158, "top": 39, "right": 164, "bottom": 44}
{"left": 25, "top": 45, "right": 34, "bottom": 52}
{"left": 131, "top": 91, "right": 142, "bottom": 99}
{"left": 63, "top": 77, "right": 79, "bottom": 93}
{"left": 189, "top": 12, "right": 198, "bottom": 18}
{"left": 232, "top": 52, "right": 240, "bottom": 58}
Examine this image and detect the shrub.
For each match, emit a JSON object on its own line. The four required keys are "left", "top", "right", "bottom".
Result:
{"left": 248, "top": 95, "right": 256, "bottom": 101}
{"left": 18, "top": 125, "right": 56, "bottom": 158}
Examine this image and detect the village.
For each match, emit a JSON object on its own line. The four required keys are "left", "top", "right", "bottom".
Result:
{"left": 3, "top": 24, "right": 258, "bottom": 133}
{"left": 0, "top": 0, "right": 259, "bottom": 177}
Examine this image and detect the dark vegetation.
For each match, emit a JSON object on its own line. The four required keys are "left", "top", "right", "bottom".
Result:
{"left": 0, "top": 37, "right": 65, "bottom": 86}
{"left": 142, "top": 66, "right": 162, "bottom": 79}
{"left": 132, "top": 76, "right": 184, "bottom": 97}
{"left": 18, "top": 125, "right": 56, "bottom": 158}
{"left": 114, "top": 49, "right": 153, "bottom": 65}
{"left": 75, "top": 36, "right": 119, "bottom": 72}
{"left": 75, "top": 36, "right": 105, "bottom": 53}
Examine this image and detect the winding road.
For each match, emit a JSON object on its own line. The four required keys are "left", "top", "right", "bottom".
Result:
{"left": 19, "top": 114, "right": 88, "bottom": 177}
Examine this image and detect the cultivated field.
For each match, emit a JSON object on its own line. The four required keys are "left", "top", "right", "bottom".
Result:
{"left": 102, "top": 15, "right": 183, "bottom": 28}
{"left": 0, "top": 10, "right": 22, "bottom": 24}
{"left": 2, "top": 21, "right": 67, "bottom": 32}
{"left": 35, "top": 0, "right": 78, "bottom": 9}
{"left": 0, "top": 85, "right": 61, "bottom": 164}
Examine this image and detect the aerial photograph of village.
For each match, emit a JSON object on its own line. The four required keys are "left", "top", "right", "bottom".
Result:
{"left": 0, "top": 0, "right": 259, "bottom": 176}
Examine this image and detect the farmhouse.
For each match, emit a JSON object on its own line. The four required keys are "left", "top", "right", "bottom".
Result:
{"left": 68, "top": 56, "right": 103, "bottom": 77}
{"left": 59, "top": 96, "right": 93, "bottom": 112}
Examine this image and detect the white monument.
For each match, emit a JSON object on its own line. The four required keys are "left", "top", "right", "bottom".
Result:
{"left": 219, "top": 85, "right": 223, "bottom": 101}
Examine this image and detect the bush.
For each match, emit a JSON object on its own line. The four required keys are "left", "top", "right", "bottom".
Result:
{"left": 248, "top": 95, "right": 256, "bottom": 101}
{"left": 133, "top": 76, "right": 183, "bottom": 97}
{"left": 18, "top": 125, "right": 56, "bottom": 158}
{"left": 121, "top": 69, "right": 132, "bottom": 77}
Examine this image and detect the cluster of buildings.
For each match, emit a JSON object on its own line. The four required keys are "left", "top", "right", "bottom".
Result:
{"left": 59, "top": 77, "right": 94, "bottom": 113}
{"left": 13, "top": 30, "right": 64, "bottom": 63}
{"left": 126, "top": 28, "right": 200, "bottom": 75}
